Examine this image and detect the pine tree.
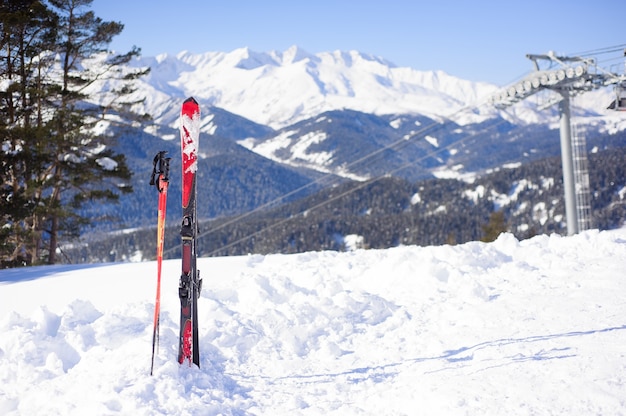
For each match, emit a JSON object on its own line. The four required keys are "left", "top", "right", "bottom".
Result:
{"left": 481, "top": 211, "right": 508, "bottom": 243}
{"left": 0, "top": 0, "right": 149, "bottom": 266}
{"left": 0, "top": 0, "right": 59, "bottom": 266}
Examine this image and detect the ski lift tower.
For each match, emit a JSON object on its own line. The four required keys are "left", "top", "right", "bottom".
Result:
{"left": 489, "top": 51, "right": 626, "bottom": 235}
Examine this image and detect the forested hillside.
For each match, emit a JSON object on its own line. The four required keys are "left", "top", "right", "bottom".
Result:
{"left": 63, "top": 145, "right": 626, "bottom": 263}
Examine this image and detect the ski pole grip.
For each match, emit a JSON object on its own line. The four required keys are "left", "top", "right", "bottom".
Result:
{"left": 150, "top": 151, "right": 171, "bottom": 191}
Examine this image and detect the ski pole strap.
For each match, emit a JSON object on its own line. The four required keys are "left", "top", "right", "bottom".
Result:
{"left": 150, "top": 151, "right": 171, "bottom": 192}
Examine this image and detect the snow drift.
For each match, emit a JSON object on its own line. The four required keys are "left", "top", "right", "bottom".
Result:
{"left": 1, "top": 228, "right": 626, "bottom": 415}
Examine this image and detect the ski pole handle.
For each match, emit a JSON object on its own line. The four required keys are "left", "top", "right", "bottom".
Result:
{"left": 150, "top": 151, "right": 171, "bottom": 192}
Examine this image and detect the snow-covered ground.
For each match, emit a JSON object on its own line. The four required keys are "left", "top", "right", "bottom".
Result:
{"left": 1, "top": 229, "right": 625, "bottom": 415}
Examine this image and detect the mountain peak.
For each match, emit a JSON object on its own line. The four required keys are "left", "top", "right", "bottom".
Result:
{"left": 274, "top": 45, "right": 316, "bottom": 65}
{"left": 228, "top": 47, "right": 277, "bottom": 70}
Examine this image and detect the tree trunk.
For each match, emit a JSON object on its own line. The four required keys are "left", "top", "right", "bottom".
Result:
{"left": 48, "top": 215, "right": 58, "bottom": 264}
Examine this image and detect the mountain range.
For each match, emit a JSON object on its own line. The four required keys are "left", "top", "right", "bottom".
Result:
{"left": 77, "top": 46, "right": 626, "bottom": 254}
{"left": 112, "top": 46, "right": 624, "bottom": 178}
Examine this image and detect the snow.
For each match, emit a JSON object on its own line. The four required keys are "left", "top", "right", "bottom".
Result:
{"left": 250, "top": 130, "right": 333, "bottom": 168}
{"left": 341, "top": 234, "right": 365, "bottom": 251}
{"left": 124, "top": 48, "right": 507, "bottom": 130}
{"left": 432, "top": 164, "right": 476, "bottom": 183}
{"left": 129, "top": 47, "right": 624, "bottom": 134}
{"left": 531, "top": 202, "right": 547, "bottom": 226}
{"left": 424, "top": 135, "right": 439, "bottom": 148}
{"left": 95, "top": 157, "right": 118, "bottom": 171}
{"left": 464, "top": 185, "right": 486, "bottom": 204}
{"left": 1, "top": 229, "right": 626, "bottom": 415}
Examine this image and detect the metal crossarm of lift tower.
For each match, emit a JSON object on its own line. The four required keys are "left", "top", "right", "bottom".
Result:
{"left": 489, "top": 51, "right": 624, "bottom": 109}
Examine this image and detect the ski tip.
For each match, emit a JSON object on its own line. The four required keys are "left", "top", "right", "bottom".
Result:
{"left": 184, "top": 97, "right": 198, "bottom": 105}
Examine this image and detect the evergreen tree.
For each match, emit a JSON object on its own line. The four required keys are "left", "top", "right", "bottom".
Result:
{"left": 0, "top": 0, "right": 59, "bottom": 266}
{"left": 481, "top": 211, "right": 508, "bottom": 243}
{"left": 0, "top": 0, "right": 149, "bottom": 266}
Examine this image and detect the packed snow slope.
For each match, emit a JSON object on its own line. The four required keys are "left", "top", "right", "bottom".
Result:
{"left": 1, "top": 229, "right": 626, "bottom": 415}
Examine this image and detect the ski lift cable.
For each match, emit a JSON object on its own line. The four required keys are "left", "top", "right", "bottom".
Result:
{"left": 164, "top": 88, "right": 531, "bottom": 258}
{"left": 164, "top": 83, "right": 539, "bottom": 258}
{"left": 572, "top": 44, "right": 626, "bottom": 56}
{"left": 193, "top": 100, "right": 495, "bottom": 236}
{"left": 196, "top": 104, "right": 516, "bottom": 257}
{"left": 158, "top": 86, "right": 498, "bottom": 256}
{"left": 162, "top": 45, "right": 624, "bottom": 258}
{"left": 160, "top": 93, "right": 504, "bottom": 258}
{"left": 203, "top": 115, "right": 514, "bottom": 257}
{"left": 161, "top": 109, "right": 467, "bottom": 257}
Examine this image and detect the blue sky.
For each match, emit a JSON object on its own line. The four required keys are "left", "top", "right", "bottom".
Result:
{"left": 92, "top": 0, "right": 626, "bottom": 86}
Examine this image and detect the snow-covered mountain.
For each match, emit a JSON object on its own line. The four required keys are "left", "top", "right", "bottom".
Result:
{"left": 129, "top": 45, "right": 622, "bottom": 131}
{"left": 116, "top": 46, "right": 624, "bottom": 180}
{"left": 132, "top": 46, "right": 501, "bottom": 130}
{"left": 79, "top": 46, "right": 625, "bottom": 230}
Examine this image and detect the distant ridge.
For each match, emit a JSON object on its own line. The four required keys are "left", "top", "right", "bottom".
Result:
{"left": 122, "top": 46, "right": 620, "bottom": 136}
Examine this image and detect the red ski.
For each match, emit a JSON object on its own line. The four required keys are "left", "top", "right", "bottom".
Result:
{"left": 178, "top": 97, "right": 201, "bottom": 367}
{"left": 149, "top": 151, "right": 170, "bottom": 375}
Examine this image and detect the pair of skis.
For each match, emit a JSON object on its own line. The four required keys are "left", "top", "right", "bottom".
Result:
{"left": 150, "top": 97, "right": 202, "bottom": 375}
